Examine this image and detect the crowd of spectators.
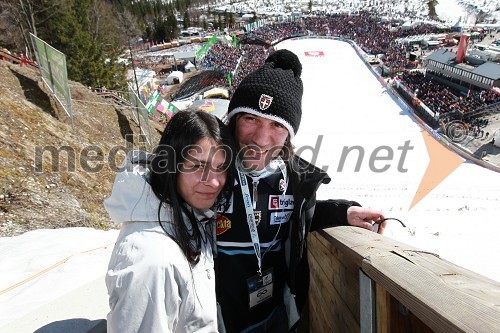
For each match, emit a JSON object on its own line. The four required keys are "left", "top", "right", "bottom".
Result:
{"left": 398, "top": 71, "right": 500, "bottom": 118}
{"left": 232, "top": 44, "right": 272, "bottom": 88}
{"left": 244, "top": 22, "right": 307, "bottom": 44}
{"left": 197, "top": 41, "right": 272, "bottom": 90}
{"left": 198, "top": 13, "right": 455, "bottom": 90}
{"left": 466, "top": 117, "right": 492, "bottom": 140}
{"left": 199, "top": 42, "right": 243, "bottom": 75}
{"left": 303, "top": 14, "right": 452, "bottom": 69}
{"left": 194, "top": 12, "right": 498, "bottom": 119}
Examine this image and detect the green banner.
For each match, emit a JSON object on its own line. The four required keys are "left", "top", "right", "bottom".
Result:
{"left": 196, "top": 35, "right": 218, "bottom": 61}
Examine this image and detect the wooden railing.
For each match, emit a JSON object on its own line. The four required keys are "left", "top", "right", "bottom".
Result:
{"left": 0, "top": 49, "right": 38, "bottom": 70}
{"left": 307, "top": 226, "right": 500, "bottom": 333}
{"left": 95, "top": 89, "right": 131, "bottom": 111}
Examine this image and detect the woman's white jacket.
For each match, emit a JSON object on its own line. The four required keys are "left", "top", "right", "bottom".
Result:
{"left": 104, "top": 151, "right": 218, "bottom": 333}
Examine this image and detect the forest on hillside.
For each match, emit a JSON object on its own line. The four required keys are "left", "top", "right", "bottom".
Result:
{"left": 0, "top": 0, "right": 231, "bottom": 89}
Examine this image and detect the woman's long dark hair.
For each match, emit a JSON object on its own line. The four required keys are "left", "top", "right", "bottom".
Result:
{"left": 148, "top": 110, "right": 235, "bottom": 265}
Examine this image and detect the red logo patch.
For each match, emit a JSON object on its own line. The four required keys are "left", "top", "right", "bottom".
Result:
{"left": 259, "top": 94, "right": 273, "bottom": 110}
{"left": 216, "top": 214, "right": 232, "bottom": 235}
{"left": 269, "top": 195, "right": 280, "bottom": 209}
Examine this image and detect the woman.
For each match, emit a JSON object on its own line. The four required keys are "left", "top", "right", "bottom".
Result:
{"left": 105, "top": 110, "right": 235, "bottom": 333}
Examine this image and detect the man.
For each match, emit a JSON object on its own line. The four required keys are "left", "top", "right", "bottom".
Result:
{"left": 215, "top": 49, "right": 385, "bottom": 332}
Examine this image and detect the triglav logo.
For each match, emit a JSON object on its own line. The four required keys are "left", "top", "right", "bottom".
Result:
{"left": 268, "top": 195, "right": 294, "bottom": 210}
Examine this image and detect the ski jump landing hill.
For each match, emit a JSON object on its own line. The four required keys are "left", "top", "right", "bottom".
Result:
{"left": 275, "top": 37, "right": 500, "bottom": 281}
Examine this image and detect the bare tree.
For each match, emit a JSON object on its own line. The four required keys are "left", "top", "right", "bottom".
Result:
{"left": 0, "top": 0, "right": 60, "bottom": 56}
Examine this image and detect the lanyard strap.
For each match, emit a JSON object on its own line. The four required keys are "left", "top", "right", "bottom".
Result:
{"left": 236, "top": 158, "right": 287, "bottom": 276}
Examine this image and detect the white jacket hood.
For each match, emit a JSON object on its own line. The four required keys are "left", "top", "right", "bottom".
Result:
{"left": 104, "top": 150, "right": 167, "bottom": 223}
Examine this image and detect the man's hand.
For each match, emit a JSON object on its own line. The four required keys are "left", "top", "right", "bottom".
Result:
{"left": 347, "top": 206, "right": 386, "bottom": 234}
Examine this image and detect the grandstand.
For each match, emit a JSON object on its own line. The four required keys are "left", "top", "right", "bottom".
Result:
{"left": 174, "top": 13, "right": 498, "bottom": 119}
{"left": 162, "top": 13, "right": 499, "bottom": 172}
{"left": 171, "top": 70, "right": 227, "bottom": 101}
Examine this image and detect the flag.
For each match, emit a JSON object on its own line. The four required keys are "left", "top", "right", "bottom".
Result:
{"left": 227, "top": 73, "right": 232, "bottom": 88}
{"left": 467, "top": 89, "right": 471, "bottom": 98}
{"left": 167, "top": 102, "right": 178, "bottom": 115}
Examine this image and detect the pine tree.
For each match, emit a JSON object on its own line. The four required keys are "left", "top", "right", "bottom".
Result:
{"left": 40, "top": 0, "right": 127, "bottom": 89}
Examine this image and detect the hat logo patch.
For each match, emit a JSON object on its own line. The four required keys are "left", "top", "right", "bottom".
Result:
{"left": 259, "top": 94, "right": 273, "bottom": 110}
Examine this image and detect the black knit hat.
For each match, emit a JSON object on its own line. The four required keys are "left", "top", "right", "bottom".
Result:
{"left": 227, "top": 49, "right": 303, "bottom": 138}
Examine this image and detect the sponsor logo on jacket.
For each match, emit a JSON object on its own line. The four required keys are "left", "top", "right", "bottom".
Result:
{"left": 216, "top": 214, "right": 231, "bottom": 235}
{"left": 268, "top": 195, "right": 294, "bottom": 210}
{"left": 270, "top": 211, "right": 292, "bottom": 225}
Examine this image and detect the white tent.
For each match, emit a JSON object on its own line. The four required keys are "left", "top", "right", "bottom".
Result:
{"left": 166, "top": 71, "right": 184, "bottom": 85}
{"left": 185, "top": 61, "right": 195, "bottom": 72}
{"left": 242, "top": 13, "right": 254, "bottom": 21}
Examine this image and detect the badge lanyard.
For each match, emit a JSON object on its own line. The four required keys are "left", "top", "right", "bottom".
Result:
{"left": 236, "top": 158, "right": 288, "bottom": 276}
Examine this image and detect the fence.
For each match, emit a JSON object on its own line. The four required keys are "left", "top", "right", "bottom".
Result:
{"left": 308, "top": 227, "right": 500, "bottom": 333}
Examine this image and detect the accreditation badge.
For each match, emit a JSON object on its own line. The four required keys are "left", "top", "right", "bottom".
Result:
{"left": 247, "top": 268, "right": 273, "bottom": 308}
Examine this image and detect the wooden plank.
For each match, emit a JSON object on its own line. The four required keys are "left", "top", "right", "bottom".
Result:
{"left": 317, "top": 227, "right": 500, "bottom": 333}
{"left": 390, "top": 249, "right": 500, "bottom": 304}
{"left": 320, "top": 226, "right": 500, "bottom": 301}
{"left": 309, "top": 247, "right": 360, "bottom": 333}
{"left": 389, "top": 294, "right": 434, "bottom": 333}
{"left": 309, "top": 232, "right": 340, "bottom": 279}
{"left": 363, "top": 253, "right": 500, "bottom": 333}
{"left": 308, "top": 260, "right": 336, "bottom": 333}
{"left": 375, "top": 283, "right": 390, "bottom": 333}
{"left": 309, "top": 233, "right": 360, "bottom": 319}
{"left": 314, "top": 230, "right": 361, "bottom": 282}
